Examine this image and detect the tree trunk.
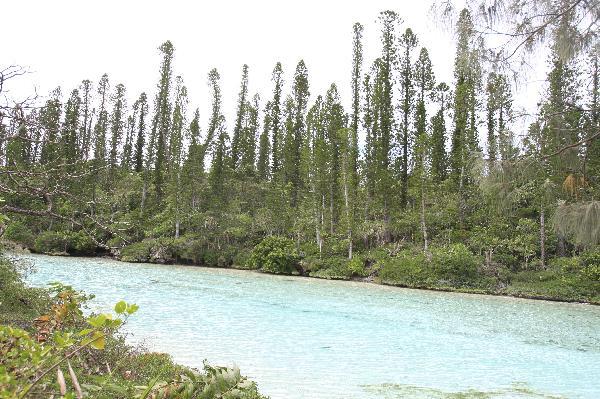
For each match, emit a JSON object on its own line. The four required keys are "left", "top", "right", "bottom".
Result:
{"left": 540, "top": 207, "right": 546, "bottom": 269}
{"left": 140, "top": 178, "right": 148, "bottom": 217}
{"left": 458, "top": 164, "right": 465, "bottom": 226}
{"left": 316, "top": 225, "right": 322, "bottom": 259}
{"left": 343, "top": 173, "right": 352, "bottom": 260}
{"left": 364, "top": 189, "right": 370, "bottom": 248}
{"left": 174, "top": 172, "right": 181, "bottom": 239}
{"left": 91, "top": 175, "right": 97, "bottom": 217}
{"left": 347, "top": 227, "right": 353, "bottom": 258}
{"left": 313, "top": 177, "right": 323, "bottom": 259}
{"left": 558, "top": 233, "right": 566, "bottom": 257}
{"left": 383, "top": 197, "right": 390, "bottom": 243}
{"left": 420, "top": 184, "right": 429, "bottom": 252}
{"left": 330, "top": 187, "right": 335, "bottom": 235}
{"left": 321, "top": 194, "right": 326, "bottom": 229}
{"left": 485, "top": 249, "right": 493, "bottom": 269}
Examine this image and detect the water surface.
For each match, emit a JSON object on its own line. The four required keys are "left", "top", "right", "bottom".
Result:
{"left": 16, "top": 253, "right": 600, "bottom": 398}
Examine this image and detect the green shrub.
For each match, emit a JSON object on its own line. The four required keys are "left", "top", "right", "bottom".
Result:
{"left": 510, "top": 218, "right": 539, "bottom": 268}
{"left": 233, "top": 248, "right": 252, "bottom": 268}
{"left": 328, "top": 238, "right": 351, "bottom": 257}
{"left": 121, "top": 237, "right": 187, "bottom": 263}
{"left": 580, "top": 248, "right": 600, "bottom": 282}
{"left": 67, "top": 231, "right": 97, "bottom": 255}
{"left": 220, "top": 247, "right": 238, "bottom": 267}
{"left": 3, "top": 221, "right": 35, "bottom": 248}
{"left": 202, "top": 248, "right": 221, "bottom": 267}
{"left": 549, "top": 256, "right": 580, "bottom": 273}
{"left": 248, "top": 236, "right": 300, "bottom": 274}
{"left": 123, "top": 238, "right": 185, "bottom": 264}
{"left": 309, "top": 256, "right": 368, "bottom": 279}
{"left": 493, "top": 252, "right": 520, "bottom": 270}
{"left": 347, "top": 255, "right": 369, "bottom": 277}
{"left": 106, "top": 236, "right": 124, "bottom": 249}
{"left": 378, "top": 250, "right": 430, "bottom": 287}
{"left": 177, "top": 238, "right": 205, "bottom": 264}
{"left": 430, "top": 243, "right": 481, "bottom": 284}
{"left": 378, "top": 244, "right": 487, "bottom": 289}
{"left": 308, "top": 257, "right": 343, "bottom": 278}
{"left": 178, "top": 244, "right": 231, "bottom": 267}
{"left": 34, "top": 231, "right": 70, "bottom": 254}
{"left": 0, "top": 256, "right": 47, "bottom": 324}
{"left": 362, "top": 247, "right": 391, "bottom": 265}
{"left": 116, "top": 351, "right": 184, "bottom": 383}
{"left": 505, "top": 268, "right": 600, "bottom": 302}
{"left": 217, "top": 254, "right": 230, "bottom": 267}
{"left": 301, "top": 256, "right": 325, "bottom": 273}
{"left": 299, "top": 241, "right": 320, "bottom": 258}
{"left": 120, "top": 240, "right": 154, "bottom": 262}
{"left": 32, "top": 230, "right": 97, "bottom": 255}
{"left": 496, "top": 266, "right": 513, "bottom": 284}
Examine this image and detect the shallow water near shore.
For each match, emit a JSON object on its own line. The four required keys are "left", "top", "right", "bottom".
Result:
{"left": 16, "top": 253, "right": 600, "bottom": 398}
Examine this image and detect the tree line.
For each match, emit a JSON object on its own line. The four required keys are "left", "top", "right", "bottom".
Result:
{"left": 0, "top": 9, "right": 598, "bottom": 282}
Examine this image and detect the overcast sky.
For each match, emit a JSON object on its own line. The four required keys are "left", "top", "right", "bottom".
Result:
{"left": 4, "top": 0, "right": 544, "bottom": 133}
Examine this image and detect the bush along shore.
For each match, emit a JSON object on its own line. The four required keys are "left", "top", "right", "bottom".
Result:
{"left": 7, "top": 233, "right": 600, "bottom": 305}
{"left": 0, "top": 255, "right": 269, "bottom": 399}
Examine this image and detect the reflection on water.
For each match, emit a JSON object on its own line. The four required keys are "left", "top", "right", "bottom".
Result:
{"left": 17, "top": 253, "right": 600, "bottom": 399}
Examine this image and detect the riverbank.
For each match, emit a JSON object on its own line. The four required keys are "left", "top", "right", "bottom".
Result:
{"left": 10, "top": 241, "right": 599, "bottom": 305}
{"left": 0, "top": 253, "right": 269, "bottom": 399}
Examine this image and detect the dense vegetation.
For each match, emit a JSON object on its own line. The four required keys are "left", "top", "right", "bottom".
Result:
{"left": 0, "top": 255, "right": 268, "bottom": 398}
{"left": 0, "top": 7, "right": 599, "bottom": 302}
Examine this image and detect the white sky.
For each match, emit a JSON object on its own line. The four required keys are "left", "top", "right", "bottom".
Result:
{"left": 3, "top": 0, "right": 545, "bottom": 136}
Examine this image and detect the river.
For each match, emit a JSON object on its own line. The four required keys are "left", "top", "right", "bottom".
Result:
{"left": 15, "top": 253, "right": 600, "bottom": 398}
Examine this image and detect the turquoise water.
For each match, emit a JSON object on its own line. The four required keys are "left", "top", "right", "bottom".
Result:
{"left": 15, "top": 253, "right": 600, "bottom": 398}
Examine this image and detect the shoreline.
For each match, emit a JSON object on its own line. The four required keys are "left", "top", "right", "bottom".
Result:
{"left": 13, "top": 249, "right": 599, "bottom": 306}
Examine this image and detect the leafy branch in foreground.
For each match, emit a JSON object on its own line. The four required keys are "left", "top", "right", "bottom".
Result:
{"left": 0, "top": 279, "right": 267, "bottom": 399}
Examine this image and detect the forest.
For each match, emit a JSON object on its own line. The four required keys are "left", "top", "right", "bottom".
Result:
{"left": 1, "top": 6, "right": 599, "bottom": 303}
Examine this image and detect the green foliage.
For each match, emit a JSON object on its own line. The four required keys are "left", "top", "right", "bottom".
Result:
{"left": 430, "top": 244, "right": 481, "bottom": 284}
{"left": 120, "top": 240, "right": 155, "bottom": 262}
{"left": 1, "top": 298, "right": 267, "bottom": 399}
{"left": 549, "top": 256, "right": 580, "bottom": 273}
{"left": 176, "top": 238, "right": 206, "bottom": 264}
{"left": 178, "top": 240, "right": 238, "bottom": 268}
{"left": 580, "top": 247, "right": 600, "bottom": 281}
{"left": 202, "top": 248, "right": 222, "bottom": 267}
{"left": 511, "top": 218, "right": 538, "bottom": 266}
{"left": 148, "top": 363, "right": 267, "bottom": 399}
{"left": 34, "top": 231, "right": 70, "bottom": 254}
{"left": 326, "top": 238, "right": 353, "bottom": 258}
{"left": 0, "top": 256, "right": 46, "bottom": 325}
{"left": 378, "top": 244, "right": 481, "bottom": 288}
{"left": 3, "top": 222, "right": 35, "bottom": 248}
{"left": 33, "top": 231, "right": 96, "bottom": 256}
{"left": 505, "top": 269, "right": 600, "bottom": 303}
{"left": 2, "top": 13, "right": 599, "bottom": 306}
{"left": 232, "top": 248, "right": 253, "bottom": 269}
{"left": 248, "top": 236, "right": 299, "bottom": 274}
{"left": 0, "top": 258, "right": 267, "bottom": 399}
{"left": 378, "top": 250, "right": 431, "bottom": 287}
{"left": 120, "top": 238, "right": 186, "bottom": 264}
{"left": 347, "top": 256, "right": 369, "bottom": 277}
{"left": 0, "top": 285, "right": 136, "bottom": 398}
{"left": 307, "top": 256, "right": 368, "bottom": 279}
